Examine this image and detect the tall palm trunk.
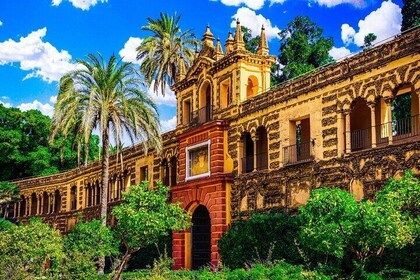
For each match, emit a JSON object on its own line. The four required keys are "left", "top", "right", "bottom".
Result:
{"left": 98, "top": 126, "right": 110, "bottom": 274}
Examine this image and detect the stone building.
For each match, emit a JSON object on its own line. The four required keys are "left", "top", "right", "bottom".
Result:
{"left": 5, "top": 23, "right": 420, "bottom": 270}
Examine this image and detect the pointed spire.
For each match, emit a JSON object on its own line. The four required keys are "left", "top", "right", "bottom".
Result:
{"left": 225, "top": 31, "right": 234, "bottom": 54}
{"left": 215, "top": 38, "right": 224, "bottom": 60}
{"left": 176, "top": 58, "right": 186, "bottom": 82}
{"left": 257, "top": 25, "right": 269, "bottom": 55}
{"left": 234, "top": 19, "right": 245, "bottom": 50}
{"left": 202, "top": 24, "right": 215, "bottom": 47}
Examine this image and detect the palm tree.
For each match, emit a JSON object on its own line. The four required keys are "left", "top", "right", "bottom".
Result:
{"left": 137, "top": 13, "right": 199, "bottom": 96}
{"left": 0, "top": 182, "right": 20, "bottom": 218}
{"left": 51, "top": 53, "right": 161, "bottom": 273}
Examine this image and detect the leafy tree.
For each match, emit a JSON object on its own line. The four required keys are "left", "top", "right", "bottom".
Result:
{"left": 137, "top": 13, "right": 199, "bottom": 96}
{"left": 363, "top": 33, "right": 377, "bottom": 50}
{"left": 0, "top": 104, "right": 99, "bottom": 181}
{"left": 0, "top": 181, "right": 20, "bottom": 218}
{"left": 52, "top": 53, "right": 161, "bottom": 273}
{"left": 242, "top": 26, "right": 260, "bottom": 53}
{"left": 219, "top": 212, "right": 301, "bottom": 269}
{"left": 401, "top": 0, "right": 420, "bottom": 32}
{"left": 300, "top": 186, "right": 417, "bottom": 268}
{"left": 275, "top": 16, "right": 334, "bottom": 83}
{"left": 0, "top": 218, "right": 64, "bottom": 279}
{"left": 63, "top": 219, "right": 118, "bottom": 279}
{"left": 111, "top": 181, "right": 190, "bottom": 280}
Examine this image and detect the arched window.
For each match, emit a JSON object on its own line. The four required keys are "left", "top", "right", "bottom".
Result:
{"left": 220, "top": 79, "right": 231, "bottom": 109}
{"left": 256, "top": 127, "right": 268, "bottom": 170}
{"left": 349, "top": 98, "right": 372, "bottom": 151}
{"left": 19, "top": 195, "right": 26, "bottom": 217}
{"left": 198, "top": 81, "right": 212, "bottom": 123}
{"left": 70, "top": 186, "right": 77, "bottom": 210}
{"left": 246, "top": 76, "right": 258, "bottom": 99}
{"left": 31, "top": 193, "right": 37, "bottom": 216}
{"left": 161, "top": 159, "right": 170, "bottom": 186}
{"left": 54, "top": 190, "right": 61, "bottom": 213}
{"left": 392, "top": 85, "right": 418, "bottom": 140}
{"left": 241, "top": 132, "right": 254, "bottom": 173}
{"left": 170, "top": 156, "right": 177, "bottom": 186}
{"left": 42, "top": 191, "right": 49, "bottom": 214}
{"left": 96, "top": 180, "right": 101, "bottom": 205}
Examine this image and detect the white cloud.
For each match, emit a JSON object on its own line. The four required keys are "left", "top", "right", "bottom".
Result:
{"left": 160, "top": 116, "right": 177, "bottom": 133}
{"left": 311, "top": 0, "right": 367, "bottom": 8}
{"left": 49, "top": 95, "right": 57, "bottom": 104}
{"left": 214, "top": 0, "right": 266, "bottom": 10}
{"left": 0, "top": 27, "right": 75, "bottom": 83}
{"left": 329, "top": 46, "right": 352, "bottom": 60}
{"left": 231, "top": 7, "right": 281, "bottom": 41}
{"left": 0, "top": 21, "right": 3, "bottom": 27}
{"left": 212, "top": 0, "right": 286, "bottom": 9}
{"left": 340, "top": 0, "right": 402, "bottom": 47}
{"left": 17, "top": 100, "right": 55, "bottom": 117}
{"left": 341, "top": 24, "right": 356, "bottom": 45}
{"left": 147, "top": 81, "right": 177, "bottom": 107}
{"left": 119, "top": 37, "right": 142, "bottom": 65}
{"left": 52, "top": 0, "right": 107, "bottom": 11}
{"left": 269, "top": 0, "right": 286, "bottom": 5}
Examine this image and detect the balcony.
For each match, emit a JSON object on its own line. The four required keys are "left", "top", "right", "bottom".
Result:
{"left": 347, "top": 114, "right": 420, "bottom": 152}
{"left": 190, "top": 106, "right": 213, "bottom": 125}
{"left": 283, "top": 142, "right": 313, "bottom": 165}
{"left": 241, "top": 152, "right": 268, "bottom": 173}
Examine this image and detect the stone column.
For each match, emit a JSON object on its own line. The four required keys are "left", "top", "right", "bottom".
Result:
{"left": 51, "top": 193, "right": 55, "bottom": 213}
{"left": 14, "top": 202, "right": 17, "bottom": 218}
{"left": 337, "top": 111, "right": 345, "bottom": 156}
{"left": 238, "top": 139, "right": 243, "bottom": 174}
{"left": 369, "top": 103, "right": 377, "bottom": 148}
{"left": 386, "top": 99, "right": 393, "bottom": 145}
{"left": 345, "top": 112, "right": 351, "bottom": 153}
{"left": 26, "top": 197, "right": 30, "bottom": 216}
{"left": 168, "top": 162, "right": 172, "bottom": 187}
{"left": 38, "top": 194, "right": 42, "bottom": 215}
{"left": 252, "top": 136, "right": 258, "bottom": 172}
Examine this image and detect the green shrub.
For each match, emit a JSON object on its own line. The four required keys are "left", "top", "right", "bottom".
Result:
{"left": 218, "top": 212, "right": 301, "bottom": 269}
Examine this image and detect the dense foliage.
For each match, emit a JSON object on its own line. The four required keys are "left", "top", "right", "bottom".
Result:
{"left": 120, "top": 261, "right": 330, "bottom": 280}
{"left": 0, "top": 218, "right": 64, "bottom": 279}
{"left": 274, "top": 16, "right": 334, "bottom": 83}
{"left": 219, "top": 172, "right": 420, "bottom": 279}
{"left": 0, "top": 104, "right": 99, "bottom": 181}
{"left": 218, "top": 212, "right": 301, "bottom": 269}
{"left": 401, "top": 0, "right": 420, "bottom": 31}
{"left": 112, "top": 181, "right": 190, "bottom": 279}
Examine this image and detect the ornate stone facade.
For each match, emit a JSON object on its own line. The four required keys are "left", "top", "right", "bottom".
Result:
{"left": 7, "top": 24, "right": 420, "bottom": 269}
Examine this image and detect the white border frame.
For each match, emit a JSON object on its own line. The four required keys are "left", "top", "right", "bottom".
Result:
{"left": 185, "top": 139, "right": 211, "bottom": 181}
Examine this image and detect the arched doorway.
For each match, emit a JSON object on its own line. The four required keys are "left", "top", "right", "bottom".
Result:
{"left": 191, "top": 205, "right": 211, "bottom": 270}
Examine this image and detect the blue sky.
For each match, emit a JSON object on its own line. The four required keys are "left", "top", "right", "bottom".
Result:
{"left": 0, "top": 0, "right": 404, "bottom": 133}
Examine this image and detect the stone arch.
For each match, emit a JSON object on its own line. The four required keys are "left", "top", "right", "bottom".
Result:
{"left": 349, "top": 97, "right": 372, "bottom": 151}
{"left": 54, "top": 189, "right": 61, "bottom": 213}
{"left": 190, "top": 205, "right": 211, "bottom": 270}
{"left": 31, "top": 192, "right": 38, "bottom": 215}
{"left": 198, "top": 79, "right": 212, "bottom": 109}
{"left": 246, "top": 75, "right": 259, "bottom": 98}
{"left": 42, "top": 191, "right": 49, "bottom": 214}
{"left": 70, "top": 185, "right": 77, "bottom": 210}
